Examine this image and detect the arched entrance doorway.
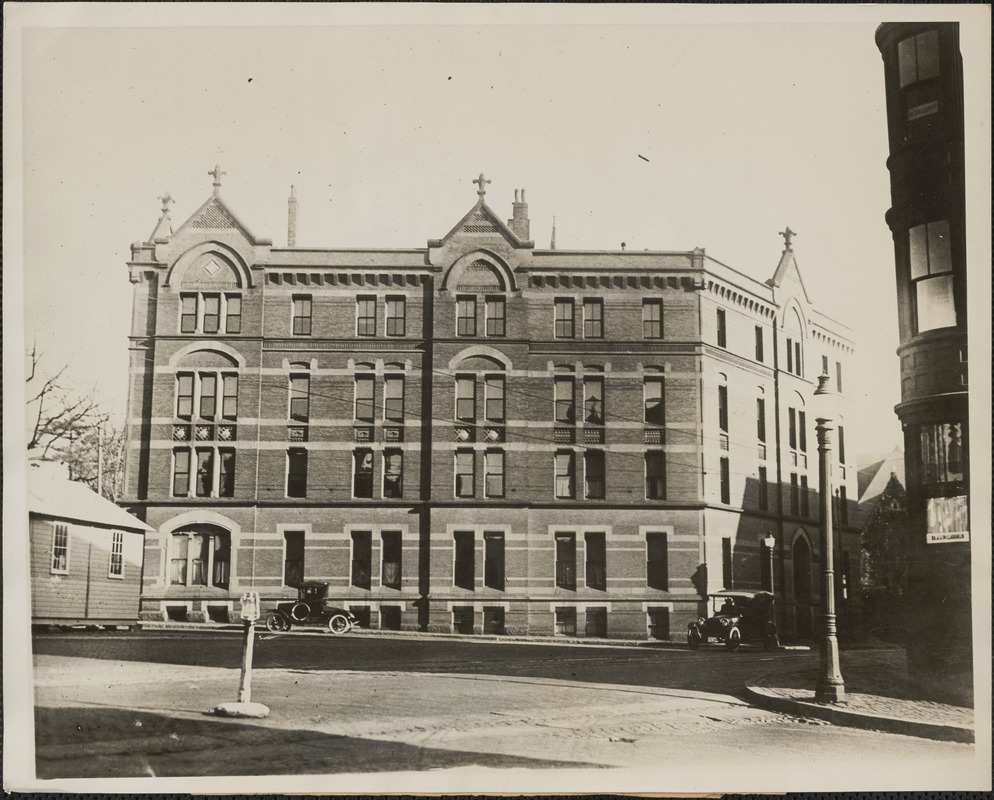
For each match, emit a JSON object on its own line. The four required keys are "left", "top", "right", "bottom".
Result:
{"left": 169, "top": 524, "right": 231, "bottom": 589}
{"left": 792, "top": 535, "right": 813, "bottom": 640}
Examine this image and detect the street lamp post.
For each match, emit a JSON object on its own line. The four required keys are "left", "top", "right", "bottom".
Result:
{"left": 761, "top": 532, "right": 776, "bottom": 594}
{"left": 813, "top": 373, "right": 845, "bottom": 703}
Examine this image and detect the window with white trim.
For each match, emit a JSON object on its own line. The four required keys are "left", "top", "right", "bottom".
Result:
{"left": 51, "top": 523, "right": 69, "bottom": 573}
{"left": 109, "top": 530, "right": 124, "bottom": 577}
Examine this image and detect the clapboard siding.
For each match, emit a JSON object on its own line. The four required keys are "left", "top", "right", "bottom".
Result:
{"left": 30, "top": 516, "right": 143, "bottom": 623}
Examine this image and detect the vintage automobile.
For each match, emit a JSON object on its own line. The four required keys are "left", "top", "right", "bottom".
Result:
{"left": 265, "top": 581, "right": 359, "bottom": 635}
{"left": 687, "top": 590, "right": 778, "bottom": 651}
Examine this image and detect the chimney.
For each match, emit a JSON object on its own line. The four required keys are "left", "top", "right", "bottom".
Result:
{"left": 288, "top": 185, "right": 298, "bottom": 247}
{"left": 507, "top": 188, "right": 530, "bottom": 241}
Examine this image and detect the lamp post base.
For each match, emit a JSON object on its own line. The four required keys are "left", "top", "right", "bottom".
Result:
{"left": 815, "top": 680, "right": 846, "bottom": 704}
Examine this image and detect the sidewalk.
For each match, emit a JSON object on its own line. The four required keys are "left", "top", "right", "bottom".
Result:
{"left": 744, "top": 645, "right": 975, "bottom": 743}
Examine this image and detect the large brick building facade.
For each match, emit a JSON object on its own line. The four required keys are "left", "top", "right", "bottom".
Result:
{"left": 123, "top": 170, "right": 857, "bottom": 640}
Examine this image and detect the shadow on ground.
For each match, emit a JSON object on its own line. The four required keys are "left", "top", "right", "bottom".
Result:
{"left": 35, "top": 706, "right": 595, "bottom": 779}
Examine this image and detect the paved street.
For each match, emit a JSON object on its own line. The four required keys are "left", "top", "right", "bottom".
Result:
{"left": 29, "top": 630, "right": 975, "bottom": 788}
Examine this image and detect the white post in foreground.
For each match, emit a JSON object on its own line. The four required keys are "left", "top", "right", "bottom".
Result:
{"left": 210, "top": 591, "right": 270, "bottom": 718}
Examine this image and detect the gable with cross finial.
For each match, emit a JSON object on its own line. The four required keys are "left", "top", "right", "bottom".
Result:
{"left": 473, "top": 172, "right": 491, "bottom": 198}
{"left": 209, "top": 164, "right": 227, "bottom": 194}
{"left": 779, "top": 226, "right": 797, "bottom": 249}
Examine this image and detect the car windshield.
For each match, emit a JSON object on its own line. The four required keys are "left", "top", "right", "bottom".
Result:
{"left": 714, "top": 598, "right": 740, "bottom": 615}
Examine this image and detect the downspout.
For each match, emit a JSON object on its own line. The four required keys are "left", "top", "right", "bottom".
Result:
{"left": 771, "top": 309, "right": 787, "bottom": 636}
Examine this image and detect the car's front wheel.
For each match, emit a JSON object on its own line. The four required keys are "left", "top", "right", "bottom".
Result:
{"left": 328, "top": 614, "right": 351, "bottom": 635}
{"left": 265, "top": 612, "right": 286, "bottom": 633}
{"left": 687, "top": 627, "right": 702, "bottom": 649}
{"left": 725, "top": 627, "right": 741, "bottom": 651}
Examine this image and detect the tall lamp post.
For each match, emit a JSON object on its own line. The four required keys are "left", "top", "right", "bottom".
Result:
{"left": 813, "top": 373, "right": 845, "bottom": 703}
{"left": 761, "top": 532, "right": 776, "bottom": 593}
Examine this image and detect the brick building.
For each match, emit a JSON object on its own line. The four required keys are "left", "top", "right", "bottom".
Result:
{"left": 123, "top": 170, "right": 857, "bottom": 640}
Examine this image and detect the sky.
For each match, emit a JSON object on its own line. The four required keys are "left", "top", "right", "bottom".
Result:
{"left": 5, "top": 3, "right": 991, "bottom": 462}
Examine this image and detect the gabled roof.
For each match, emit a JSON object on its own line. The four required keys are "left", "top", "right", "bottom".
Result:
{"left": 28, "top": 469, "right": 153, "bottom": 532}
{"left": 433, "top": 199, "right": 528, "bottom": 248}
{"left": 172, "top": 193, "right": 263, "bottom": 245}
{"left": 858, "top": 446, "right": 906, "bottom": 505}
{"left": 766, "top": 246, "right": 812, "bottom": 304}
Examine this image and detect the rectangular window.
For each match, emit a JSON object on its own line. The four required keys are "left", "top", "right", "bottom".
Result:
{"left": 786, "top": 337, "right": 794, "bottom": 373}
{"left": 381, "top": 531, "right": 402, "bottom": 589}
{"left": 455, "top": 376, "right": 476, "bottom": 422}
{"left": 485, "top": 296, "right": 506, "bottom": 337}
{"left": 718, "top": 385, "right": 728, "bottom": 433}
{"left": 555, "top": 451, "right": 576, "bottom": 499}
{"left": 195, "top": 448, "right": 214, "bottom": 497}
{"left": 584, "top": 378, "right": 604, "bottom": 424}
{"left": 289, "top": 375, "right": 309, "bottom": 422}
{"left": 585, "top": 531, "right": 606, "bottom": 591}
{"left": 836, "top": 361, "right": 843, "bottom": 394}
{"left": 554, "top": 377, "right": 575, "bottom": 424}
{"left": 177, "top": 374, "right": 194, "bottom": 418}
{"left": 822, "top": 355, "right": 830, "bottom": 375}
{"left": 292, "top": 296, "right": 312, "bottom": 336}
{"left": 222, "top": 374, "right": 238, "bottom": 419}
{"left": 180, "top": 295, "right": 198, "bottom": 333}
{"left": 555, "top": 532, "right": 576, "bottom": 590}
{"left": 758, "top": 465, "right": 769, "bottom": 510}
{"left": 755, "top": 326, "right": 764, "bottom": 362}
{"left": 51, "top": 523, "right": 69, "bottom": 573}
{"left": 799, "top": 410, "right": 807, "bottom": 453}
{"left": 218, "top": 449, "right": 235, "bottom": 497}
{"left": 554, "top": 299, "right": 575, "bottom": 338}
{"left": 172, "top": 449, "right": 191, "bottom": 496}
{"left": 355, "top": 374, "right": 375, "bottom": 422}
{"left": 351, "top": 531, "right": 372, "bottom": 589}
{"left": 484, "top": 531, "right": 505, "bottom": 591}
{"left": 555, "top": 607, "right": 577, "bottom": 636}
{"left": 838, "top": 425, "right": 846, "bottom": 465}
{"left": 646, "top": 532, "right": 668, "bottom": 590}
{"left": 717, "top": 309, "right": 727, "bottom": 348}
{"left": 287, "top": 449, "right": 307, "bottom": 498}
{"left": 383, "top": 375, "right": 404, "bottom": 422}
{"left": 644, "top": 378, "right": 665, "bottom": 425}
{"left": 795, "top": 341, "right": 803, "bottom": 377}
{"left": 385, "top": 297, "right": 406, "bottom": 337}
{"left": 454, "top": 531, "right": 475, "bottom": 590}
{"left": 790, "top": 473, "right": 799, "bottom": 516}
{"left": 202, "top": 294, "right": 220, "bottom": 334}
{"left": 719, "top": 457, "right": 730, "bottom": 504}
{"left": 383, "top": 449, "right": 403, "bottom": 498}
{"left": 583, "top": 298, "right": 603, "bottom": 338}
{"left": 199, "top": 374, "right": 217, "bottom": 419}
{"left": 455, "top": 449, "right": 475, "bottom": 498}
{"left": 353, "top": 449, "right": 374, "bottom": 498}
{"left": 788, "top": 408, "right": 797, "bottom": 450}
{"left": 109, "top": 530, "right": 124, "bottom": 577}
{"left": 585, "top": 450, "right": 605, "bottom": 499}
{"left": 646, "top": 451, "right": 666, "bottom": 500}
{"left": 757, "top": 398, "right": 766, "bottom": 443}
{"left": 839, "top": 485, "right": 849, "bottom": 526}
{"left": 456, "top": 296, "right": 477, "bottom": 336}
{"left": 356, "top": 296, "right": 377, "bottom": 336}
{"left": 484, "top": 450, "right": 505, "bottom": 498}
{"left": 225, "top": 294, "right": 241, "bottom": 334}
{"left": 284, "top": 530, "right": 305, "bottom": 587}
{"left": 484, "top": 375, "right": 505, "bottom": 421}
{"left": 643, "top": 299, "right": 662, "bottom": 339}
{"left": 898, "top": 30, "right": 940, "bottom": 88}
{"left": 800, "top": 474, "right": 810, "bottom": 517}
{"left": 910, "top": 220, "right": 955, "bottom": 332}
{"left": 586, "top": 607, "right": 607, "bottom": 637}
{"left": 721, "top": 537, "right": 733, "bottom": 590}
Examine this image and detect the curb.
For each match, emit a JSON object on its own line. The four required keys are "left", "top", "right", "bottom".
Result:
{"left": 743, "top": 680, "right": 975, "bottom": 744}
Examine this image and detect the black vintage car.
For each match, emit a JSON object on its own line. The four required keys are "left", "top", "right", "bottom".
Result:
{"left": 687, "top": 590, "right": 778, "bottom": 651}
{"left": 265, "top": 582, "right": 358, "bottom": 635}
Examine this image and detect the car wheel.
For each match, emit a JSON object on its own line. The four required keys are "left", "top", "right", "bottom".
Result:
{"left": 687, "top": 627, "right": 702, "bottom": 650}
{"left": 328, "top": 614, "right": 350, "bottom": 635}
{"left": 290, "top": 602, "right": 310, "bottom": 623}
{"left": 725, "top": 627, "right": 741, "bottom": 651}
{"left": 265, "top": 613, "right": 285, "bottom": 633}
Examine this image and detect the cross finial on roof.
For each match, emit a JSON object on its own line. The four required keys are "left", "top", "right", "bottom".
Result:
{"left": 779, "top": 226, "right": 797, "bottom": 249}
{"left": 473, "top": 172, "right": 491, "bottom": 198}
{"left": 158, "top": 192, "right": 173, "bottom": 214}
{"left": 209, "top": 164, "right": 227, "bottom": 194}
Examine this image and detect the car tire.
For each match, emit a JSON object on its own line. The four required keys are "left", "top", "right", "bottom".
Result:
{"left": 687, "top": 627, "right": 702, "bottom": 650}
{"left": 725, "top": 627, "right": 741, "bottom": 651}
{"left": 328, "top": 614, "right": 351, "bottom": 635}
{"left": 265, "top": 613, "right": 285, "bottom": 633}
{"left": 290, "top": 602, "right": 310, "bottom": 623}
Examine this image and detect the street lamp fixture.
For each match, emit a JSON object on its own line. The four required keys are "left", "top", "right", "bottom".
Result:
{"left": 812, "top": 372, "right": 845, "bottom": 703}
{"left": 760, "top": 532, "right": 776, "bottom": 594}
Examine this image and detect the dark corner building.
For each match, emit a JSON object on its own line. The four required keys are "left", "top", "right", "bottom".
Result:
{"left": 875, "top": 22, "right": 971, "bottom": 681}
